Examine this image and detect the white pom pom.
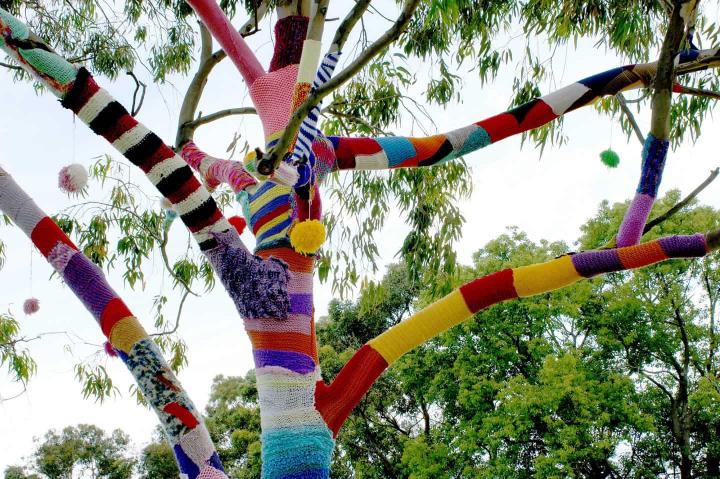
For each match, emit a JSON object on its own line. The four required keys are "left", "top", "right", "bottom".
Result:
{"left": 58, "top": 164, "right": 88, "bottom": 193}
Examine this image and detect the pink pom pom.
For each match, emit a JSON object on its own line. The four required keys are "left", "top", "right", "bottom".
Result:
{"left": 23, "top": 298, "right": 40, "bottom": 315}
{"left": 103, "top": 341, "right": 118, "bottom": 357}
{"left": 58, "top": 164, "right": 88, "bottom": 193}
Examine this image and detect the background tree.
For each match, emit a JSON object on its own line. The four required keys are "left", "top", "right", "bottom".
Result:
{"left": 137, "top": 439, "right": 180, "bottom": 479}
{"left": 17, "top": 425, "right": 136, "bottom": 479}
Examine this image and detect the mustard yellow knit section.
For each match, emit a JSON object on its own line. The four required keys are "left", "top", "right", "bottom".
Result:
{"left": 368, "top": 290, "right": 472, "bottom": 365}
{"left": 109, "top": 316, "right": 146, "bottom": 353}
{"left": 512, "top": 254, "right": 582, "bottom": 298}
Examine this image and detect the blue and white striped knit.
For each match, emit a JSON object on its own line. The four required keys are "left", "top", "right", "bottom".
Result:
{"left": 288, "top": 51, "right": 341, "bottom": 187}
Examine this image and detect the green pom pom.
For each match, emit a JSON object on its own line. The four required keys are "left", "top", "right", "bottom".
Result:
{"left": 600, "top": 149, "right": 620, "bottom": 168}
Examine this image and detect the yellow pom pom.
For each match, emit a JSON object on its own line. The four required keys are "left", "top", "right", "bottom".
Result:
{"left": 290, "top": 220, "right": 326, "bottom": 255}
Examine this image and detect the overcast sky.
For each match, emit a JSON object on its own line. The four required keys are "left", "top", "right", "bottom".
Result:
{"left": 3, "top": 2, "right": 720, "bottom": 473}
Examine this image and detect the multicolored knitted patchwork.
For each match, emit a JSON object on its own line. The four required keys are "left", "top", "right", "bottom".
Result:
{"left": 324, "top": 50, "right": 711, "bottom": 171}
{"left": 0, "top": 170, "right": 227, "bottom": 479}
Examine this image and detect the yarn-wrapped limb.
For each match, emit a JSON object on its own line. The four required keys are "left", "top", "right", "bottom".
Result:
{"left": 315, "top": 233, "right": 715, "bottom": 435}
{"left": 0, "top": 168, "right": 229, "bottom": 479}
{"left": 324, "top": 49, "right": 718, "bottom": 171}
{"left": 0, "top": 8, "right": 331, "bottom": 478}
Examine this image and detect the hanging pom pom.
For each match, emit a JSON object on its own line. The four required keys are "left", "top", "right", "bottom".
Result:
{"left": 58, "top": 164, "right": 88, "bottom": 193}
{"left": 600, "top": 149, "right": 620, "bottom": 168}
{"left": 228, "top": 215, "right": 246, "bottom": 235}
{"left": 103, "top": 341, "right": 118, "bottom": 358}
{"left": 289, "top": 220, "right": 326, "bottom": 255}
{"left": 23, "top": 297, "right": 40, "bottom": 315}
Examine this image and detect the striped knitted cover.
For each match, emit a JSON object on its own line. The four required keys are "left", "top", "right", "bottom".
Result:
{"left": 325, "top": 49, "right": 717, "bottom": 171}
{"left": 287, "top": 51, "right": 341, "bottom": 188}
{"left": 0, "top": 169, "right": 228, "bottom": 479}
{"left": 315, "top": 234, "right": 712, "bottom": 435}
{"left": 4, "top": 3, "right": 720, "bottom": 479}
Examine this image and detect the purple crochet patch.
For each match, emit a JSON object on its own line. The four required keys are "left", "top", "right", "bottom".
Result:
{"left": 205, "top": 231, "right": 289, "bottom": 321}
{"left": 289, "top": 293, "right": 313, "bottom": 316}
{"left": 616, "top": 193, "right": 654, "bottom": 247}
{"left": 62, "top": 253, "right": 117, "bottom": 319}
{"left": 254, "top": 349, "right": 315, "bottom": 374}
{"left": 571, "top": 249, "right": 623, "bottom": 278}
{"left": 658, "top": 234, "right": 707, "bottom": 258}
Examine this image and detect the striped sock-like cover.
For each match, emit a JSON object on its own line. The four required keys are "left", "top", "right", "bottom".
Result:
{"left": 325, "top": 49, "right": 718, "bottom": 171}
{"left": 315, "top": 234, "right": 710, "bottom": 435}
{"left": 0, "top": 170, "right": 228, "bottom": 479}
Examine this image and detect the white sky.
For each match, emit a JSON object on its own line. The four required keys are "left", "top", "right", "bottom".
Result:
{"left": 3, "top": 2, "right": 720, "bottom": 473}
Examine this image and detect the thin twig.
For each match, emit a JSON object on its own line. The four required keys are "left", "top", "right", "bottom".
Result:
{"left": 0, "top": 61, "right": 22, "bottom": 71}
{"left": 183, "top": 107, "right": 257, "bottom": 131}
{"left": 675, "top": 83, "right": 720, "bottom": 100}
{"left": 616, "top": 93, "right": 645, "bottom": 144}
{"left": 643, "top": 168, "right": 720, "bottom": 235}
{"left": 149, "top": 289, "right": 190, "bottom": 337}
{"left": 126, "top": 71, "right": 146, "bottom": 116}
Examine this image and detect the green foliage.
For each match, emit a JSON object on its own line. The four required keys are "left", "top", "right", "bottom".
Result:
{"left": 30, "top": 425, "right": 135, "bottom": 479}
{"left": 3, "top": 465, "right": 39, "bottom": 479}
{"left": 137, "top": 440, "right": 179, "bottom": 479}
{"left": 0, "top": 311, "right": 36, "bottom": 386}
{"left": 204, "top": 373, "right": 263, "bottom": 478}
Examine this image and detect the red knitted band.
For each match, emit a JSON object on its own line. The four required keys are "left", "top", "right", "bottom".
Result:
{"left": 269, "top": 15, "right": 309, "bottom": 72}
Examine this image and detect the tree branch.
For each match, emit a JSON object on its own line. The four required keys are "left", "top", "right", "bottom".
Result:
{"left": 257, "top": 0, "right": 420, "bottom": 175}
{"left": 175, "top": 3, "right": 270, "bottom": 148}
{"left": 183, "top": 107, "right": 257, "bottom": 132}
{"left": 307, "top": 0, "right": 330, "bottom": 42}
{"left": 675, "top": 83, "right": 720, "bottom": 100}
{"left": 616, "top": 93, "right": 645, "bottom": 144}
{"left": 0, "top": 60, "right": 22, "bottom": 71}
{"left": 126, "top": 70, "right": 146, "bottom": 116}
{"left": 643, "top": 168, "right": 719, "bottom": 235}
{"left": 650, "top": 1, "right": 690, "bottom": 139}
{"left": 331, "top": 0, "right": 372, "bottom": 52}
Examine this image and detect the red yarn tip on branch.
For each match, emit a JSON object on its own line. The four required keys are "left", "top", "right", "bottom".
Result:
{"left": 229, "top": 215, "right": 246, "bottom": 235}
{"left": 104, "top": 341, "right": 118, "bottom": 357}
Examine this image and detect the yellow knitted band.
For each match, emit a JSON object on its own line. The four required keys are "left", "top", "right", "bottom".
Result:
{"left": 512, "top": 254, "right": 582, "bottom": 297}
{"left": 109, "top": 316, "right": 146, "bottom": 353}
{"left": 368, "top": 290, "right": 472, "bottom": 364}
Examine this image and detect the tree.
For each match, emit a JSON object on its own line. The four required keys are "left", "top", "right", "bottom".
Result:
{"left": 138, "top": 440, "right": 180, "bottom": 479}
{"left": 12, "top": 424, "right": 136, "bottom": 479}
{"left": 1, "top": 0, "right": 720, "bottom": 478}
{"left": 3, "top": 466, "right": 39, "bottom": 479}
